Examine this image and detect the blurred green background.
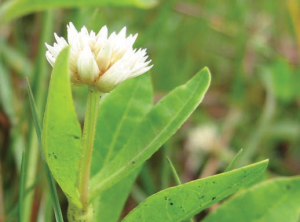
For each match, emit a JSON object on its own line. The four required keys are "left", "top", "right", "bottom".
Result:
{"left": 0, "top": 0, "right": 299, "bottom": 221}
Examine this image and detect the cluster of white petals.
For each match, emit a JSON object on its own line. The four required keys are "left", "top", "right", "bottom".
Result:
{"left": 45, "top": 22, "right": 152, "bottom": 92}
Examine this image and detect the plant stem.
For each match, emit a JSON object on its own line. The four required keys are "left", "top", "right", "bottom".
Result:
{"left": 78, "top": 87, "right": 101, "bottom": 210}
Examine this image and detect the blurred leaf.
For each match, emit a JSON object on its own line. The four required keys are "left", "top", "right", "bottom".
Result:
{"left": 42, "top": 46, "right": 82, "bottom": 208}
{"left": 0, "top": 0, "right": 157, "bottom": 23}
{"left": 90, "top": 67, "right": 211, "bottom": 200}
{"left": 267, "top": 120, "right": 300, "bottom": 140}
{"left": 122, "top": 160, "right": 269, "bottom": 222}
{"left": 92, "top": 74, "right": 153, "bottom": 222}
{"left": 0, "top": 40, "right": 33, "bottom": 77}
{"left": 18, "top": 152, "right": 26, "bottom": 222}
{"left": 0, "top": 57, "right": 16, "bottom": 124}
{"left": 202, "top": 176, "right": 300, "bottom": 222}
{"left": 271, "top": 60, "right": 298, "bottom": 102}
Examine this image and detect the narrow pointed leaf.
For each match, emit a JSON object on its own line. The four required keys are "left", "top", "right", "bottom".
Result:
{"left": 202, "top": 176, "right": 300, "bottom": 222}
{"left": 225, "top": 149, "right": 243, "bottom": 172}
{"left": 90, "top": 67, "right": 211, "bottom": 200}
{"left": 42, "top": 46, "right": 82, "bottom": 207}
{"left": 18, "top": 152, "right": 26, "bottom": 222}
{"left": 122, "top": 160, "right": 269, "bottom": 222}
{"left": 26, "top": 79, "right": 64, "bottom": 222}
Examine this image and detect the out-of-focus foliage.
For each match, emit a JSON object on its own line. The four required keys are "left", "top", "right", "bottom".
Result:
{"left": 0, "top": 0, "right": 299, "bottom": 221}
{"left": 203, "top": 176, "right": 300, "bottom": 222}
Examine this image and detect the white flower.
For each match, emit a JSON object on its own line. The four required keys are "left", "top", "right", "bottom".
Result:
{"left": 45, "top": 22, "right": 152, "bottom": 92}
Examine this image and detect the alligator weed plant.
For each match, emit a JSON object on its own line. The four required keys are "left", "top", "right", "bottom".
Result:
{"left": 26, "top": 23, "right": 270, "bottom": 222}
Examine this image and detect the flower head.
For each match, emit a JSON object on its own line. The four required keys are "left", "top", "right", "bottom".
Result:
{"left": 46, "top": 22, "right": 152, "bottom": 92}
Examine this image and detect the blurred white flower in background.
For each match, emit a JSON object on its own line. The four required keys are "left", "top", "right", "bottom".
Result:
{"left": 186, "top": 124, "right": 218, "bottom": 153}
{"left": 45, "top": 22, "right": 152, "bottom": 92}
{"left": 185, "top": 124, "right": 219, "bottom": 173}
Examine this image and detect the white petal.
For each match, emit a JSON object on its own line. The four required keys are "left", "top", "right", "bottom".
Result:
{"left": 129, "top": 64, "right": 153, "bottom": 78}
{"left": 95, "top": 61, "right": 130, "bottom": 92}
{"left": 45, "top": 43, "right": 61, "bottom": 57}
{"left": 118, "top": 26, "right": 127, "bottom": 38}
{"left": 77, "top": 47, "right": 99, "bottom": 84}
{"left": 67, "top": 22, "right": 79, "bottom": 45}
{"left": 46, "top": 51, "right": 55, "bottom": 66}
{"left": 80, "top": 26, "right": 89, "bottom": 35}
{"left": 97, "top": 25, "right": 108, "bottom": 40}
{"left": 96, "top": 41, "right": 112, "bottom": 72}
{"left": 54, "top": 33, "right": 68, "bottom": 47}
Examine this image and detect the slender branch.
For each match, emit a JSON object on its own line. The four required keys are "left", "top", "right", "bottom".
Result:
{"left": 78, "top": 87, "right": 101, "bottom": 210}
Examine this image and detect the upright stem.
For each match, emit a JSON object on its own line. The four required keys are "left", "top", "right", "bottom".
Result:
{"left": 78, "top": 87, "right": 101, "bottom": 210}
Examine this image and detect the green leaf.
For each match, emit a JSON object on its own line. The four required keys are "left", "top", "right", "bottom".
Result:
{"left": 90, "top": 67, "right": 211, "bottom": 200}
{"left": 122, "top": 160, "right": 269, "bottom": 222}
{"left": 91, "top": 74, "right": 153, "bottom": 176}
{"left": 26, "top": 78, "right": 64, "bottom": 222}
{"left": 0, "top": 56, "right": 16, "bottom": 124}
{"left": 225, "top": 149, "right": 243, "bottom": 172}
{"left": 18, "top": 151, "right": 26, "bottom": 222}
{"left": 202, "top": 176, "right": 300, "bottom": 222}
{"left": 0, "top": 0, "right": 157, "bottom": 24}
{"left": 42, "top": 46, "right": 82, "bottom": 208}
{"left": 271, "top": 60, "right": 298, "bottom": 102}
{"left": 0, "top": 40, "right": 33, "bottom": 77}
{"left": 92, "top": 74, "right": 153, "bottom": 222}
{"left": 166, "top": 157, "right": 182, "bottom": 185}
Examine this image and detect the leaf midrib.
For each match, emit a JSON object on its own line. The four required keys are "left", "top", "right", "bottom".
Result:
{"left": 101, "top": 79, "right": 142, "bottom": 167}
{"left": 91, "top": 73, "right": 207, "bottom": 197}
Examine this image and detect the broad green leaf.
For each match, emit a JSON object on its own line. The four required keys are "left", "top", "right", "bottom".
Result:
{"left": 122, "top": 160, "right": 269, "bottom": 222}
{"left": 0, "top": 0, "right": 157, "bottom": 24}
{"left": 42, "top": 46, "right": 82, "bottom": 208}
{"left": 90, "top": 67, "right": 211, "bottom": 200}
{"left": 91, "top": 73, "right": 153, "bottom": 176}
{"left": 92, "top": 74, "right": 153, "bottom": 222}
{"left": 202, "top": 176, "right": 300, "bottom": 222}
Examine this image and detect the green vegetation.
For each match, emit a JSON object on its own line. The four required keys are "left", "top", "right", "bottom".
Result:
{"left": 0, "top": 0, "right": 299, "bottom": 221}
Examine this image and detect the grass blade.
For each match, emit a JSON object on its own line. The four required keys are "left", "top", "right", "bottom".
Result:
{"left": 166, "top": 157, "right": 193, "bottom": 222}
{"left": 225, "top": 149, "right": 243, "bottom": 172}
{"left": 26, "top": 78, "right": 64, "bottom": 222}
{"left": 166, "top": 157, "right": 181, "bottom": 185}
{"left": 18, "top": 151, "right": 26, "bottom": 222}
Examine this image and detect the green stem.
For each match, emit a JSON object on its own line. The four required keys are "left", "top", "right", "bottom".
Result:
{"left": 78, "top": 87, "right": 101, "bottom": 210}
